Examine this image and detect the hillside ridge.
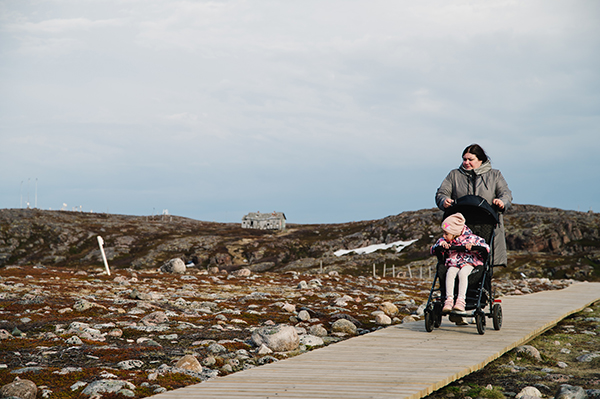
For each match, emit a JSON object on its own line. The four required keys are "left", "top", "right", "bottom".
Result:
{"left": 1, "top": 205, "right": 599, "bottom": 280}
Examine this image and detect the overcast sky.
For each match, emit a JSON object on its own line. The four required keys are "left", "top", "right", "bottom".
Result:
{"left": 1, "top": 1, "right": 599, "bottom": 224}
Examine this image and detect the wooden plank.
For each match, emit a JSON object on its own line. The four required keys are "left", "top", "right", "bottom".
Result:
{"left": 150, "top": 282, "right": 600, "bottom": 399}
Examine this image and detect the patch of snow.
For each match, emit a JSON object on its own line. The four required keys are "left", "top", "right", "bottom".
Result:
{"left": 334, "top": 239, "right": 418, "bottom": 257}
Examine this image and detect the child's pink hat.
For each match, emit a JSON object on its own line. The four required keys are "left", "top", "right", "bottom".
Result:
{"left": 442, "top": 213, "right": 465, "bottom": 236}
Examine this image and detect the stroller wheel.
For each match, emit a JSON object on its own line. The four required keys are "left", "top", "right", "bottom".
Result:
{"left": 424, "top": 309, "right": 435, "bottom": 332}
{"left": 475, "top": 311, "right": 486, "bottom": 335}
{"left": 492, "top": 303, "right": 502, "bottom": 330}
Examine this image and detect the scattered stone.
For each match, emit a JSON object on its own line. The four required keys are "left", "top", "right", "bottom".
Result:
{"left": 309, "top": 324, "right": 328, "bottom": 337}
{"left": 516, "top": 386, "right": 542, "bottom": 398}
{"left": 256, "top": 344, "right": 272, "bottom": 355}
{"left": 555, "top": 384, "right": 588, "bottom": 399}
{"left": 0, "top": 377, "right": 37, "bottom": 399}
{"left": 297, "top": 310, "right": 311, "bottom": 321}
{"left": 282, "top": 303, "right": 296, "bottom": 313}
{"left": 130, "top": 289, "right": 153, "bottom": 300}
{"left": 72, "top": 299, "right": 93, "bottom": 312}
{"left": 299, "top": 334, "right": 324, "bottom": 347}
{"left": 231, "top": 268, "right": 251, "bottom": 277}
{"left": 117, "top": 360, "right": 144, "bottom": 370}
{"left": 159, "top": 258, "right": 186, "bottom": 274}
{"left": 375, "top": 313, "right": 392, "bottom": 325}
{"left": 0, "top": 330, "right": 12, "bottom": 340}
{"left": 379, "top": 302, "right": 399, "bottom": 317}
{"left": 331, "top": 319, "right": 357, "bottom": 335}
{"left": 576, "top": 352, "right": 600, "bottom": 362}
{"left": 65, "top": 336, "right": 83, "bottom": 345}
{"left": 141, "top": 311, "right": 169, "bottom": 326}
{"left": 251, "top": 325, "right": 299, "bottom": 352}
{"left": 515, "top": 345, "right": 542, "bottom": 361}
{"left": 175, "top": 355, "right": 203, "bottom": 372}
{"left": 81, "top": 380, "right": 136, "bottom": 396}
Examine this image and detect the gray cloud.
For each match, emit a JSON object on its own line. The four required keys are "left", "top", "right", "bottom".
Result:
{"left": 1, "top": 0, "right": 599, "bottom": 222}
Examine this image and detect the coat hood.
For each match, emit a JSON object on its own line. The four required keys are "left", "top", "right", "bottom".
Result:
{"left": 459, "top": 160, "right": 492, "bottom": 177}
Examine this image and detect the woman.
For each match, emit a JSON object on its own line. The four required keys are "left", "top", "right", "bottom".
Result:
{"left": 435, "top": 144, "right": 512, "bottom": 266}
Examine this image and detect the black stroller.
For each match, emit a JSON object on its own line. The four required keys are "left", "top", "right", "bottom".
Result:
{"left": 424, "top": 195, "right": 503, "bottom": 335}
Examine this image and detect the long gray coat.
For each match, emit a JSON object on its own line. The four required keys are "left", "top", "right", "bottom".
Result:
{"left": 435, "top": 161, "right": 513, "bottom": 266}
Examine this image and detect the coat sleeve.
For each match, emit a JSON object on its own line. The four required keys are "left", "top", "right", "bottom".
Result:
{"left": 493, "top": 170, "right": 513, "bottom": 210}
{"left": 435, "top": 171, "right": 455, "bottom": 211}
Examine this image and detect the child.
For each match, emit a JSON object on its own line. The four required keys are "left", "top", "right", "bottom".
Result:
{"left": 431, "top": 213, "right": 490, "bottom": 312}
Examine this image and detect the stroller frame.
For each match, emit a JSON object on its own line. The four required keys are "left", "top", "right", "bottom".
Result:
{"left": 424, "top": 195, "right": 503, "bottom": 335}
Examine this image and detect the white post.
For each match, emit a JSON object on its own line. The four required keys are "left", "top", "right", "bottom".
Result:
{"left": 392, "top": 265, "right": 395, "bottom": 278}
{"left": 373, "top": 263, "right": 376, "bottom": 278}
{"left": 407, "top": 265, "right": 412, "bottom": 279}
{"left": 97, "top": 236, "right": 111, "bottom": 276}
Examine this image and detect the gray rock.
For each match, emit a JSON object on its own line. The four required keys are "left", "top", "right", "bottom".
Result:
{"left": 65, "top": 336, "right": 83, "bottom": 345}
{"left": 0, "top": 377, "right": 37, "bottom": 399}
{"left": 175, "top": 355, "right": 202, "bottom": 372}
{"left": 159, "top": 258, "right": 186, "bottom": 274}
{"left": 516, "top": 386, "right": 542, "bottom": 398}
{"left": 375, "top": 313, "right": 392, "bottom": 325}
{"left": 141, "top": 311, "right": 169, "bottom": 326}
{"left": 515, "top": 345, "right": 542, "bottom": 361}
{"left": 251, "top": 324, "right": 299, "bottom": 352}
{"left": 309, "top": 324, "right": 328, "bottom": 337}
{"left": 576, "top": 352, "right": 600, "bottom": 362}
{"left": 117, "top": 360, "right": 144, "bottom": 370}
{"left": 73, "top": 299, "right": 96, "bottom": 312}
{"left": 130, "top": 289, "right": 152, "bottom": 300}
{"left": 555, "top": 384, "right": 588, "bottom": 399}
{"left": 207, "top": 343, "right": 227, "bottom": 354}
{"left": 331, "top": 319, "right": 357, "bottom": 335}
{"left": 297, "top": 310, "right": 311, "bottom": 321}
{"left": 299, "top": 334, "right": 324, "bottom": 347}
{"left": 587, "top": 389, "right": 600, "bottom": 399}
{"left": 81, "top": 380, "right": 135, "bottom": 396}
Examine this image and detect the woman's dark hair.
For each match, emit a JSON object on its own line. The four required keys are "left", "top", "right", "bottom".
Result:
{"left": 462, "top": 144, "right": 489, "bottom": 163}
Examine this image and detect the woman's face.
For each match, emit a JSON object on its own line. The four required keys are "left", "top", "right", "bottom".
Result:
{"left": 462, "top": 152, "right": 483, "bottom": 170}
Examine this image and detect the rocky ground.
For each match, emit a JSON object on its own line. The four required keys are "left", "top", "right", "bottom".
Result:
{"left": 1, "top": 263, "right": 595, "bottom": 399}
{"left": 1, "top": 205, "right": 599, "bottom": 398}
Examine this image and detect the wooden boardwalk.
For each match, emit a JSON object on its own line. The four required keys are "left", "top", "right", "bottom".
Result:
{"left": 152, "top": 282, "right": 600, "bottom": 399}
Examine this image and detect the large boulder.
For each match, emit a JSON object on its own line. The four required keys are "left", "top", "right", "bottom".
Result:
{"left": 159, "top": 258, "right": 186, "bottom": 274}
{"left": 0, "top": 378, "right": 37, "bottom": 399}
{"left": 251, "top": 325, "right": 299, "bottom": 352}
{"left": 175, "top": 355, "right": 203, "bottom": 373}
{"left": 141, "top": 311, "right": 169, "bottom": 326}
{"left": 331, "top": 319, "right": 357, "bottom": 335}
{"left": 555, "top": 384, "right": 588, "bottom": 399}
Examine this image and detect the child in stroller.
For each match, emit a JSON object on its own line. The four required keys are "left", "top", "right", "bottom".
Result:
{"left": 430, "top": 213, "right": 489, "bottom": 313}
{"left": 424, "top": 195, "right": 503, "bottom": 335}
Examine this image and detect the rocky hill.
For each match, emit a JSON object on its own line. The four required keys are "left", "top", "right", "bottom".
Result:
{"left": 0, "top": 205, "right": 599, "bottom": 280}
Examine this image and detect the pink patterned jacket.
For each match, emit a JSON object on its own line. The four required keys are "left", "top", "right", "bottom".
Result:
{"left": 430, "top": 226, "right": 490, "bottom": 268}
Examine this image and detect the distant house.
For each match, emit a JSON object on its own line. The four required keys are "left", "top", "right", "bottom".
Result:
{"left": 242, "top": 211, "right": 286, "bottom": 230}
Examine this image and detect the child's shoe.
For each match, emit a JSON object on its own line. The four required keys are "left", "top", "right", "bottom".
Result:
{"left": 442, "top": 298, "right": 454, "bottom": 313}
{"left": 453, "top": 298, "right": 466, "bottom": 312}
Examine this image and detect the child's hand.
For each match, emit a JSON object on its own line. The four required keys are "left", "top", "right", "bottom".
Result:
{"left": 440, "top": 241, "right": 450, "bottom": 249}
{"left": 465, "top": 243, "right": 473, "bottom": 250}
